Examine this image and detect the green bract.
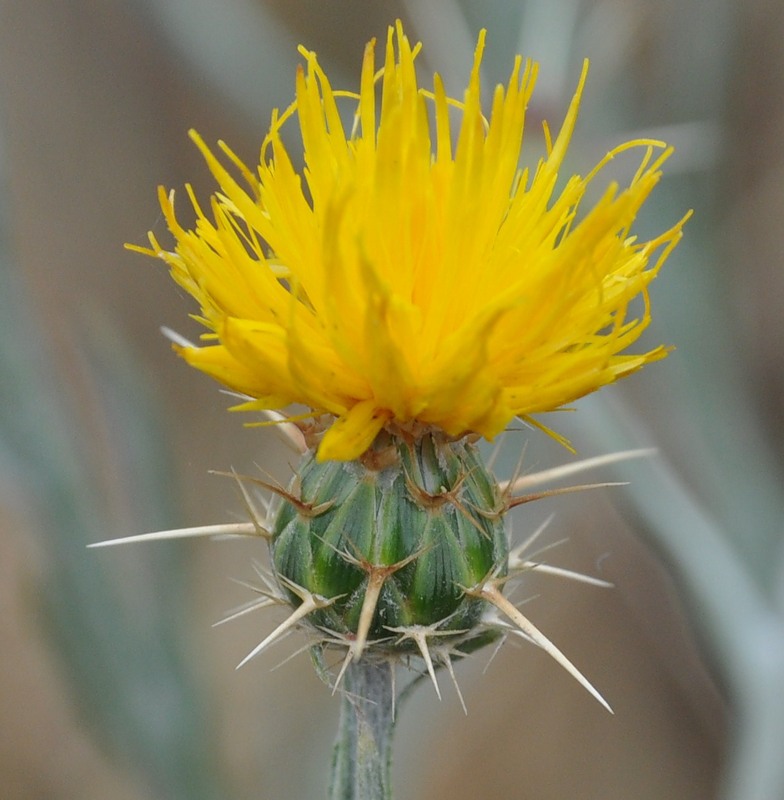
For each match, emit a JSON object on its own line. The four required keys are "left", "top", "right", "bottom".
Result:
{"left": 270, "top": 434, "right": 508, "bottom": 654}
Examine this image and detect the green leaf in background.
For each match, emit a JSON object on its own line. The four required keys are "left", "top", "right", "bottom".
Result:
{"left": 0, "top": 190, "right": 222, "bottom": 799}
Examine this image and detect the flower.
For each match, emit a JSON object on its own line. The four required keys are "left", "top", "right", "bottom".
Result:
{"left": 135, "top": 21, "right": 686, "bottom": 462}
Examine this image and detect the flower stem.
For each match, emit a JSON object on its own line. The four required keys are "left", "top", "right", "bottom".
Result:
{"left": 329, "top": 659, "right": 395, "bottom": 800}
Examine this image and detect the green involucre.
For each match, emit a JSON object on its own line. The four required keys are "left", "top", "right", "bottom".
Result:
{"left": 270, "top": 434, "right": 508, "bottom": 652}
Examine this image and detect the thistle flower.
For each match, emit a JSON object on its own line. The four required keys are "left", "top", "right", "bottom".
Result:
{"left": 135, "top": 21, "right": 685, "bottom": 464}
{"left": 115, "top": 20, "right": 687, "bottom": 796}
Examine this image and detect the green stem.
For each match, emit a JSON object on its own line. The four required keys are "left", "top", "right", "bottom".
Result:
{"left": 329, "top": 659, "right": 396, "bottom": 800}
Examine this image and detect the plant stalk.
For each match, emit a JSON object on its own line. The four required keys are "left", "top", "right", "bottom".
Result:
{"left": 329, "top": 659, "right": 396, "bottom": 800}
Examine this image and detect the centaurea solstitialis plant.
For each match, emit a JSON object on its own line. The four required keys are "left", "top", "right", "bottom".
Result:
{"left": 95, "top": 20, "right": 689, "bottom": 799}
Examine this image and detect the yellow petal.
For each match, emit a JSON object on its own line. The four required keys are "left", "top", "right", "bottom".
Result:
{"left": 317, "top": 401, "right": 391, "bottom": 462}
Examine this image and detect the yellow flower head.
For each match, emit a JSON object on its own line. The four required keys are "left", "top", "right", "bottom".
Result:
{"left": 137, "top": 21, "right": 687, "bottom": 462}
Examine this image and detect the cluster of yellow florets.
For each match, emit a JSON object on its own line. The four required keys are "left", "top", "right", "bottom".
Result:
{"left": 133, "top": 20, "right": 686, "bottom": 463}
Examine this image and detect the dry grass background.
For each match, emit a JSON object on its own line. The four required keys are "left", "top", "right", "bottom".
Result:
{"left": 1, "top": 1, "right": 782, "bottom": 798}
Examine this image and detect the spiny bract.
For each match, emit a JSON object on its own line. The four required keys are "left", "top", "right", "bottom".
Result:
{"left": 270, "top": 432, "right": 507, "bottom": 658}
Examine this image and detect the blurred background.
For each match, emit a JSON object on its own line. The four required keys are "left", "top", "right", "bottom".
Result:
{"left": 0, "top": 0, "right": 782, "bottom": 798}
